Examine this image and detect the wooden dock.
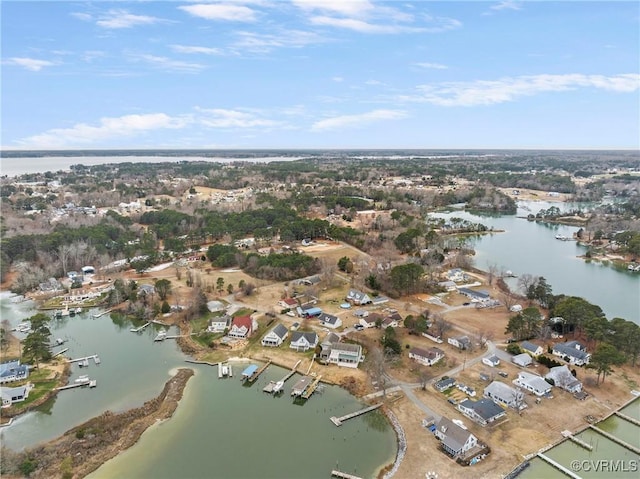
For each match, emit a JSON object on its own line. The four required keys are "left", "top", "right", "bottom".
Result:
{"left": 185, "top": 359, "right": 217, "bottom": 367}
{"left": 561, "top": 430, "right": 592, "bottom": 451}
{"left": 536, "top": 453, "right": 581, "bottom": 479}
{"left": 247, "top": 360, "right": 271, "bottom": 383}
{"left": 264, "top": 360, "right": 301, "bottom": 394}
{"left": 57, "top": 379, "right": 91, "bottom": 390}
{"left": 331, "top": 470, "right": 363, "bottom": 479}
{"left": 68, "top": 354, "right": 98, "bottom": 364}
{"left": 93, "top": 308, "right": 115, "bottom": 319}
{"left": 302, "top": 375, "right": 323, "bottom": 399}
{"left": 330, "top": 403, "right": 382, "bottom": 426}
{"left": 291, "top": 376, "right": 313, "bottom": 396}
{"left": 52, "top": 347, "right": 69, "bottom": 358}
{"left": 614, "top": 411, "right": 640, "bottom": 427}
{"left": 589, "top": 424, "right": 640, "bottom": 454}
{"left": 130, "top": 322, "right": 150, "bottom": 333}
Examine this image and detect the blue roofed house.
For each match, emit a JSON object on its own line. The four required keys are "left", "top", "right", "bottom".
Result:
{"left": 318, "top": 312, "right": 342, "bottom": 329}
{"left": 261, "top": 324, "right": 289, "bottom": 347}
{"left": 457, "top": 398, "right": 506, "bottom": 426}
{"left": 289, "top": 331, "right": 318, "bottom": 352}
{"left": 521, "top": 341, "right": 543, "bottom": 357}
{"left": 0, "top": 360, "right": 29, "bottom": 384}
{"left": 301, "top": 306, "right": 323, "bottom": 318}
{"left": 552, "top": 341, "right": 591, "bottom": 366}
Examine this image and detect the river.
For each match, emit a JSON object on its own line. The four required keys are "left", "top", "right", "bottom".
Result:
{"left": 430, "top": 201, "right": 640, "bottom": 322}
{"left": 0, "top": 294, "right": 396, "bottom": 478}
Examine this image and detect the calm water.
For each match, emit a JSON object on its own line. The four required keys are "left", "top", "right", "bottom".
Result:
{"left": 430, "top": 202, "right": 640, "bottom": 322}
{"left": 0, "top": 294, "right": 396, "bottom": 478}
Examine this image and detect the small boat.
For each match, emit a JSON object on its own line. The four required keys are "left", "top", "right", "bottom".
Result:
{"left": 221, "top": 363, "right": 229, "bottom": 376}
{"left": 75, "top": 307, "right": 83, "bottom": 314}
{"left": 69, "top": 308, "right": 76, "bottom": 317}
{"left": 75, "top": 375, "right": 89, "bottom": 383}
{"left": 55, "top": 338, "right": 66, "bottom": 345}
{"left": 94, "top": 355, "right": 101, "bottom": 364}
{"left": 154, "top": 330, "right": 168, "bottom": 342}
{"left": 555, "top": 234, "right": 566, "bottom": 240}
{"left": 78, "top": 358, "right": 89, "bottom": 368}
{"left": 272, "top": 380, "right": 285, "bottom": 393}
{"left": 89, "top": 380, "right": 97, "bottom": 388}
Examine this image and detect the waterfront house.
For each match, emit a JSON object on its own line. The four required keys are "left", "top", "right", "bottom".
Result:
{"left": 228, "top": 315, "right": 255, "bottom": 339}
{"left": 289, "top": 331, "right": 318, "bottom": 352}
{"left": 457, "top": 398, "right": 506, "bottom": 426}
{"left": 318, "top": 312, "right": 342, "bottom": 329}
{"left": 359, "top": 312, "right": 382, "bottom": 329}
{"left": 552, "top": 341, "right": 591, "bottom": 366}
{"left": 346, "top": 289, "right": 372, "bottom": 305}
{"left": 446, "top": 269, "right": 467, "bottom": 283}
{"left": 207, "top": 314, "right": 232, "bottom": 333}
{"left": 521, "top": 341, "right": 543, "bottom": 357}
{"left": 458, "top": 288, "right": 491, "bottom": 302}
{"left": 1, "top": 385, "right": 30, "bottom": 408}
{"left": 484, "top": 381, "right": 526, "bottom": 410}
{"left": 448, "top": 335, "right": 471, "bottom": 350}
{"left": 434, "top": 417, "right": 478, "bottom": 457}
{"left": 512, "top": 353, "right": 533, "bottom": 367}
{"left": 408, "top": 347, "right": 445, "bottom": 366}
{"left": 261, "top": 324, "right": 289, "bottom": 347}
{"left": 0, "top": 360, "right": 29, "bottom": 384}
{"left": 482, "top": 355, "right": 500, "bottom": 367}
{"left": 434, "top": 377, "right": 456, "bottom": 392}
{"left": 545, "top": 366, "right": 582, "bottom": 393}
{"left": 513, "top": 371, "right": 552, "bottom": 397}
{"left": 319, "top": 334, "right": 363, "bottom": 368}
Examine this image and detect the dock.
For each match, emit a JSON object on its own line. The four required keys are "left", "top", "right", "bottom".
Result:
{"left": 68, "top": 354, "right": 98, "bottom": 364}
{"left": 330, "top": 403, "right": 382, "bottom": 426}
{"left": 52, "top": 347, "right": 69, "bottom": 358}
{"left": 57, "top": 378, "right": 96, "bottom": 391}
{"left": 614, "top": 411, "right": 640, "bottom": 427}
{"left": 130, "top": 322, "right": 150, "bottom": 333}
{"left": 589, "top": 424, "right": 640, "bottom": 454}
{"left": 186, "top": 359, "right": 218, "bottom": 367}
{"left": 331, "top": 470, "right": 363, "bottom": 479}
{"left": 536, "top": 453, "right": 581, "bottom": 479}
{"left": 246, "top": 360, "right": 271, "bottom": 383}
{"left": 291, "top": 376, "right": 313, "bottom": 396}
{"left": 264, "top": 360, "right": 301, "bottom": 394}
{"left": 93, "top": 308, "right": 115, "bottom": 319}
{"left": 302, "top": 375, "right": 323, "bottom": 399}
{"left": 561, "top": 430, "right": 593, "bottom": 451}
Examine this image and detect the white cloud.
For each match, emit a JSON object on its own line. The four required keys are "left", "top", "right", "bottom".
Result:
{"left": 18, "top": 113, "right": 190, "bottom": 148}
{"left": 408, "top": 73, "right": 640, "bottom": 106}
{"left": 4, "top": 57, "right": 56, "bottom": 71}
{"left": 414, "top": 62, "right": 448, "bottom": 70}
{"left": 332, "top": 76, "right": 344, "bottom": 82}
{"left": 179, "top": 4, "right": 257, "bottom": 22}
{"left": 292, "top": 0, "right": 375, "bottom": 17}
{"left": 232, "top": 30, "right": 326, "bottom": 52}
{"left": 310, "top": 15, "right": 423, "bottom": 34}
{"left": 70, "top": 12, "right": 93, "bottom": 22}
{"left": 365, "top": 79, "right": 385, "bottom": 86}
{"left": 129, "top": 54, "right": 206, "bottom": 73}
{"left": 311, "top": 109, "right": 407, "bottom": 131}
{"left": 491, "top": 1, "right": 522, "bottom": 11}
{"left": 96, "top": 9, "right": 165, "bottom": 29}
{"left": 196, "top": 108, "right": 283, "bottom": 128}
{"left": 170, "top": 45, "right": 224, "bottom": 55}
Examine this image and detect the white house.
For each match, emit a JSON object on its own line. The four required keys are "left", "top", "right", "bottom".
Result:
{"left": 408, "top": 347, "right": 445, "bottom": 366}
{"left": 206, "top": 300, "right": 226, "bottom": 313}
{"left": 1, "top": 385, "right": 31, "bottom": 408}
{"left": 207, "top": 314, "right": 232, "bottom": 333}
{"left": 448, "top": 336, "right": 471, "bottom": 350}
{"left": 359, "top": 313, "right": 382, "bottom": 329}
{"left": 318, "top": 313, "right": 342, "bottom": 329}
{"left": 521, "top": 341, "right": 544, "bottom": 357}
{"left": 482, "top": 355, "right": 500, "bottom": 367}
{"left": 512, "top": 353, "right": 533, "bottom": 367}
{"left": 552, "top": 341, "right": 591, "bottom": 366}
{"left": 0, "top": 361, "right": 29, "bottom": 384}
{"left": 434, "top": 417, "right": 479, "bottom": 457}
{"left": 261, "top": 324, "right": 289, "bottom": 347}
{"left": 446, "top": 268, "right": 467, "bottom": 283}
{"left": 513, "top": 371, "right": 552, "bottom": 397}
{"left": 346, "top": 289, "right": 372, "bottom": 305}
{"left": 545, "top": 366, "right": 582, "bottom": 393}
{"left": 484, "top": 381, "right": 526, "bottom": 410}
{"left": 228, "top": 315, "right": 256, "bottom": 339}
{"left": 289, "top": 331, "right": 318, "bottom": 352}
{"left": 457, "top": 398, "right": 506, "bottom": 426}
{"left": 278, "top": 297, "right": 298, "bottom": 310}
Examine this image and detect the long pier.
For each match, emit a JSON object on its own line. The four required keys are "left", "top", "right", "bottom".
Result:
{"left": 185, "top": 359, "right": 218, "bottom": 367}
{"left": 247, "top": 360, "right": 271, "bottom": 383}
{"left": 93, "top": 307, "right": 115, "bottom": 319}
{"left": 130, "top": 322, "right": 150, "bottom": 333}
{"left": 331, "top": 470, "right": 363, "bottom": 479}
{"left": 56, "top": 379, "right": 96, "bottom": 390}
{"left": 561, "top": 430, "right": 593, "bottom": 451}
{"left": 330, "top": 403, "right": 382, "bottom": 426}
{"left": 614, "top": 411, "right": 640, "bottom": 427}
{"left": 589, "top": 425, "right": 640, "bottom": 454}
{"left": 68, "top": 354, "right": 98, "bottom": 363}
{"left": 536, "top": 453, "right": 581, "bottom": 479}
{"left": 52, "top": 348, "right": 69, "bottom": 358}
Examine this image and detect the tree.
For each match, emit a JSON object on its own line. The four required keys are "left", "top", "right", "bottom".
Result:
{"left": 337, "top": 256, "right": 353, "bottom": 273}
{"left": 154, "top": 279, "right": 172, "bottom": 301}
{"left": 588, "top": 343, "right": 625, "bottom": 384}
{"left": 518, "top": 274, "right": 537, "bottom": 299}
{"left": 381, "top": 326, "right": 402, "bottom": 355}
{"left": 161, "top": 301, "right": 171, "bottom": 314}
{"left": 216, "top": 277, "right": 225, "bottom": 294}
{"left": 529, "top": 277, "right": 553, "bottom": 308}
{"left": 432, "top": 313, "right": 452, "bottom": 338}
{"left": 22, "top": 313, "right": 52, "bottom": 368}
{"left": 390, "top": 262, "right": 424, "bottom": 295}
{"left": 552, "top": 296, "right": 605, "bottom": 334}
{"left": 583, "top": 315, "right": 610, "bottom": 347}
{"left": 506, "top": 307, "right": 543, "bottom": 340}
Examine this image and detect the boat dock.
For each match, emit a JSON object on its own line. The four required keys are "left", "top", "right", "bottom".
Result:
{"left": 614, "top": 411, "right": 640, "bottom": 427}
{"left": 263, "top": 360, "right": 301, "bottom": 394}
{"left": 52, "top": 347, "right": 69, "bottom": 358}
{"left": 218, "top": 362, "right": 232, "bottom": 378}
{"left": 561, "top": 430, "right": 593, "bottom": 451}
{"left": 246, "top": 360, "right": 271, "bottom": 383}
{"left": 93, "top": 308, "right": 115, "bottom": 319}
{"left": 536, "top": 453, "right": 581, "bottom": 479}
{"left": 130, "top": 322, "right": 151, "bottom": 333}
{"left": 589, "top": 424, "right": 640, "bottom": 454}
{"left": 331, "top": 470, "right": 363, "bottom": 479}
{"left": 301, "top": 375, "right": 322, "bottom": 399}
{"left": 57, "top": 378, "right": 97, "bottom": 390}
{"left": 291, "top": 376, "right": 313, "bottom": 396}
{"left": 330, "top": 403, "right": 382, "bottom": 426}
{"left": 68, "top": 354, "right": 98, "bottom": 364}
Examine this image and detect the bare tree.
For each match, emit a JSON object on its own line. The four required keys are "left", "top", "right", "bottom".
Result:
{"left": 476, "top": 330, "right": 494, "bottom": 349}
{"left": 517, "top": 273, "right": 537, "bottom": 297}
{"left": 500, "top": 292, "right": 518, "bottom": 312}
{"left": 487, "top": 263, "right": 499, "bottom": 286}
{"left": 366, "top": 346, "right": 394, "bottom": 396}
{"left": 432, "top": 313, "right": 452, "bottom": 338}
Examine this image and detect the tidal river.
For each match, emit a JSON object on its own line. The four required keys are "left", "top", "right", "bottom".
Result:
{"left": 430, "top": 201, "right": 640, "bottom": 323}
{"left": 0, "top": 294, "right": 396, "bottom": 479}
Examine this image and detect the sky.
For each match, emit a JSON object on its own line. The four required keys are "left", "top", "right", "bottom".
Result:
{"left": 1, "top": 1, "right": 639, "bottom": 150}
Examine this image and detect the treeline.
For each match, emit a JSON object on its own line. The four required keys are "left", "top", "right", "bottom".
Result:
{"left": 481, "top": 172, "right": 576, "bottom": 193}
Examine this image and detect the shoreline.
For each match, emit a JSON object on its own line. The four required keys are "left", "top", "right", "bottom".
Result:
{"left": 1, "top": 368, "right": 194, "bottom": 479}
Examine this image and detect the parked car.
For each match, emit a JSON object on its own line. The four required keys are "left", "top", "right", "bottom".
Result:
{"left": 498, "top": 371, "right": 508, "bottom": 378}
{"left": 354, "top": 324, "right": 364, "bottom": 331}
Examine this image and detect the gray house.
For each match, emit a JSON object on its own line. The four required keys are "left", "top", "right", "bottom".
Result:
{"left": 289, "top": 331, "right": 318, "bottom": 352}
{"left": 552, "top": 341, "right": 591, "bottom": 366}
{"left": 512, "top": 353, "right": 533, "bottom": 367}
{"left": 545, "top": 365, "right": 582, "bottom": 393}
{"left": 433, "top": 417, "right": 478, "bottom": 457}
{"left": 457, "top": 398, "right": 506, "bottom": 426}
{"left": 484, "top": 381, "right": 526, "bottom": 410}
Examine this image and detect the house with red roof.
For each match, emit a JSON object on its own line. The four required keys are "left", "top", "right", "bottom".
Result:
{"left": 228, "top": 315, "right": 255, "bottom": 339}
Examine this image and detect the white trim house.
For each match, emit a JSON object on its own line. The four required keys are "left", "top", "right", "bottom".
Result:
{"left": 484, "top": 381, "right": 526, "bottom": 410}
{"left": 545, "top": 366, "right": 582, "bottom": 393}
{"left": 289, "top": 331, "right": 318, "bottom": 352}
{"left": 552, "top": 341, "right": 591, "bottom": 366}
{"left": 261, "top": 324, "right": 289, "bottom": 347}
{"left": 513, "top": 371, "right": 552, "bottom": 397}
{"left": 318, "top": 313, "right": 342, "bottom": 329}
{"left": 408, "top": 347, "right": 445, "bottom": 366}
{"left": 434, "top": 417, "right": 478, "bottom": 457}
{"left": 457, "top": 398, "right": 506, "bottom": 426}
{"left": 521, "top": 341, "right": 543, "bottom": 357}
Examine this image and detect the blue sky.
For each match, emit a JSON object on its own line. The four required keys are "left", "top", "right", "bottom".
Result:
{"left": 1, "top": 1, "right": 639, "bottom": 149}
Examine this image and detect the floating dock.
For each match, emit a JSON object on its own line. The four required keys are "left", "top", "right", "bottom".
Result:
{"left": 561, "top": 430, "right": 593, "bottom": 451}
{"left": 68, "top": 354, "right": 98, "bottom": 364}
{"left": 536, "top": 453, "right": 581, "bottom": 479}
{"left": 330, "top": 403, "right": 382, "bottom": 426}
{"left": 52, "top": 348, "right": 69, "bottom": 358}
{"left": 57, "top": 378, "right": 96, "bottom": 391}
{"left": 331, "top": 470, "right": 363, "bottom": 479}
{"left": 589, "top": 424, "right": 640, "bottom": 454}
